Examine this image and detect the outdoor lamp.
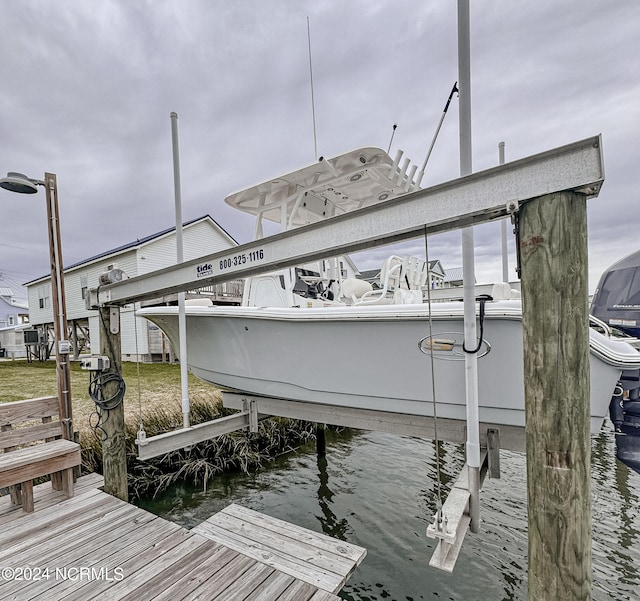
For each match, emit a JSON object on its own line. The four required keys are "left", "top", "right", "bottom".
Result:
{"left": 0, "top": 170, "right": 73, "bottom": 440}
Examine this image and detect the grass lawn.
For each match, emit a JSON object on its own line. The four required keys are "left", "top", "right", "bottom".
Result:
{"left": 0, "top": 359, "right": 222, "bottom": 436}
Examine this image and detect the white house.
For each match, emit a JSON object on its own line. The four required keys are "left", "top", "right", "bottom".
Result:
{"left": 25, "top": 215, "right": 238, "bottom": 361}
{"left": 0, "top": 287, "right": 30, "bottom": 358}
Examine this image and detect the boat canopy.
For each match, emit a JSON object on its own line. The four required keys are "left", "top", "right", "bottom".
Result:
{"left": 224, "top": 147, "right": 420, "bottom": 232}
{"left": 591, "top": 249, "right": 640, "bottom": 337}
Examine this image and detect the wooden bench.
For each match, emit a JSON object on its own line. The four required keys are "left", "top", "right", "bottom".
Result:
{"left": 0, "top": 396, "right": 81, "bottom": 513}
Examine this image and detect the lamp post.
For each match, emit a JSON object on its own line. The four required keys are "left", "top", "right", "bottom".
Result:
{"left": 0, "top": 171, "right": 73, "bottom": 440}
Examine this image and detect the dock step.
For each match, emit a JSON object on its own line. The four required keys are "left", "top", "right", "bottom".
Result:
{"left": 193, "top": 503, "right": 366, "bottom": 594}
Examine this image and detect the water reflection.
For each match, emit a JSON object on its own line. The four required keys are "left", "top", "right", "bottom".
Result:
{"left": 139, "top": 427, "right": 640, "bottom": 601}
{"left": 316, "top": 455, "right": 352, "bottom": 542}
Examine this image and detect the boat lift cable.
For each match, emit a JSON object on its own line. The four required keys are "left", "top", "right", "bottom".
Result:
{"left": 422, "top": 226, "right": 445, "bottom": 514}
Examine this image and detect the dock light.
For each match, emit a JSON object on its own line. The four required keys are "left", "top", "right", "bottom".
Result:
{"left": 0, "top": 170, "right": 73, "bottom": 440}
{"left": 0, "top": 172, "right": 41, "bottom": 194}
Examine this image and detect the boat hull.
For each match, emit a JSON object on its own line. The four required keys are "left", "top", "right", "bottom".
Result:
{"left": 138, "top": 301, "right": 640, "bottom": 435}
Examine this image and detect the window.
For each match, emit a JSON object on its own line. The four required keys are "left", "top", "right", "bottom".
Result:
{"left": 80, "top": 274, "right": 88, "bottom": 300}
{"left": 8, "top": 315, "right": 15, "bottom": 326}
{"left": 38, "top": 286, "right": 50, "bottom": 309}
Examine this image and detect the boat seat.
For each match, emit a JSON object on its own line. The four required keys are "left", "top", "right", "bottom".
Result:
{"left": 355, "top": 255, "right": 427, "bottom": 305}
{"left": 340, "top": 278, "right": 374, "bottom": 303}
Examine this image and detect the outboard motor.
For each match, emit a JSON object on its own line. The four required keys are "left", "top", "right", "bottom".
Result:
{"left": 611, "top": 369, "right": 640, "bottom": 475}
{"left": 591, "top": 249, "right": 640, "bottom": 338}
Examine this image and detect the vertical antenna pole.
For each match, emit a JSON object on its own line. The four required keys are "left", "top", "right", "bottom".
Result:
{"left": 458, "top": 0, "right": 481, "bottom": 534}
{"left": 170, "top": 111, "right": 190, "bottom": 429}
{"left": 499, "top": 142, "right": 509, "bottom": 282}
{"left": 307, "top": 16, "right": 318, "bottom": 161}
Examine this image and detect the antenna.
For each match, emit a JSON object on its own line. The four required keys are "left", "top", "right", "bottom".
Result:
{"left": 387, "top": 123, "right": 398, "bottom": 154}
{"left": 307, "top": 16, "right": 318, "bottom": 161}
{"left": 415, "top": 82, "right": 459, "bottom": 187}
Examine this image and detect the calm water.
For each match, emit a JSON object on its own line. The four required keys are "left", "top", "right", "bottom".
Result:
{"left": 139, "top": 425, "right": 640, "bottom": 601}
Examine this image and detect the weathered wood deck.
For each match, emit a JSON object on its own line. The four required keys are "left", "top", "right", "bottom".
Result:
{"left": 0, "top": 474, "right": 365, "bottom": 600}
{"left": 194, "top": 503, "right": 366, "bottom": 594}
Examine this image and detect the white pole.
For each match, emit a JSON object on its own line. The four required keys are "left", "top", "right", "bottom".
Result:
{"left": 499, "top": 142, "right": 509, "bottom": 283}
{"left": 458, "top": 0, "right": 481, "bottom": 533}
{"left": 170, "top": 112, "right": 190, "bottom": 429}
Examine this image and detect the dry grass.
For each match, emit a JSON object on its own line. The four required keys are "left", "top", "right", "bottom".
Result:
{"left": 0, "top": 359, "right": 221, "bottom": 436}
{"left": 0, "top": 359, "right": 318, "bottom": 499}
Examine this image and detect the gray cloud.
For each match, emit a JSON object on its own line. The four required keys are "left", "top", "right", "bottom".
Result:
{"left": 1, "top": 0, "right": 638, "bottom": 296}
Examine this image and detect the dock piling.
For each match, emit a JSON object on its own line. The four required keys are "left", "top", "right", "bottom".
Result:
{"left": 520, "top": 191, "right": 591, "bottom": 600}
{"left": 98, "top": 305, "right": 128, "bottom": 502}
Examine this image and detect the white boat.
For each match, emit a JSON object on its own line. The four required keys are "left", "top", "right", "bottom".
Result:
{"left": 138, "top": 147, "right": 640, "bottom": 435}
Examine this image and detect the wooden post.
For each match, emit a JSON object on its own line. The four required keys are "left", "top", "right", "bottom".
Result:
{"left": 99, "top": 305, "right": 128, "bottom": 502}
{"left": 44, "top": 172, "right": 73, "bottom": 441}
{"left": 316, "top": 423, "right": 326, "bottom": 458}
{"left": 520, "top": 191, "right": 591, "bottom": 600}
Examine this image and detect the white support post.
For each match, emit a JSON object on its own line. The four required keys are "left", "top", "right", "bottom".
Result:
{"left": 170, "top": 112, "right": 190, "bottom": 429}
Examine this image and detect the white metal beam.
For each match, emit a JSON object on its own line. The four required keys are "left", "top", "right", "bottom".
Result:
{"left": 222, "top": 393, "right": 526, "bottom": 452}
{"left": 136, "top": 401, "right": 260, "bottom": 460}
{"left": 89, "top": 135, "right": 603, "bottom": 307}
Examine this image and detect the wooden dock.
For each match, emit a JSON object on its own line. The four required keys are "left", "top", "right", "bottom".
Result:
{"left": 0, "top": 473, "right": 365, "bottom": 600}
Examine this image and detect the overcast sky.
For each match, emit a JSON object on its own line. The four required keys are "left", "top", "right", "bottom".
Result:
{"left": 1, "top": 0, "right": 638, "bottom": 299}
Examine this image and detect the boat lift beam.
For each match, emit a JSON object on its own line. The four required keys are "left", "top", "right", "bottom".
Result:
{"left": 223, "top": 393, "right": 522, "bottom": 452}
{"left": 136, "top": 398, "right": 260, "bottom": 460}
{"left": 87, "top": 135, "right": 603, "bottom": 309}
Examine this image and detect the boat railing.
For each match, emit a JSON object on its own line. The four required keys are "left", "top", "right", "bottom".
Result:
{"left": 589, "top": 314, "right": 612, "bottom": 336}
{"left": 350, "top": 255, "right": 428, "bottom": 305}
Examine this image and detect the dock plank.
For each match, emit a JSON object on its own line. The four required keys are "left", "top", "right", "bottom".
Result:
{"left": 0, "top": 473, "right": 104, "bottom": 524}
{"left": 193, "top": 503, "right": 366, "bottom": 593}
{"left": 0, "top": 491, "right": 122, "bottom": 560}
{"left": 1, "top": 511, "right": 167, "bottom": 601}
{"left": 86, "top": 535, "right": 213, "bottom": 600}
{"left": 278, "top": 579, "right": 322, "bottom": 601}
{"left": 6, "top": 502, "right": 138, "bottom": 565}
{"left": 60, "top": 527, "right": 193, "bottom": 601}
{"left": 0, "top": 474, "right": 353, "bottom": 601}
{"left": 206, "top": 560, "right": 275, "bottom": 601}
{"left": 150, "top": 546, "right": 240, "bottom": 601}
{"left": 224, "top": 503, "right": 365, "bottom": 564}
{"left": 241, "top": 570, "right": 298, "bottom": 601}
{"left": 115, "top": 540, "right": 238, "bottom": 601}
{"left": 194, "top": 519, "right": 339, "bottom": 592}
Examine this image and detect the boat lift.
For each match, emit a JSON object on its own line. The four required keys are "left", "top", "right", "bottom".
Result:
{"left": 87, "top": 134, "right": 604, "bottom": 572}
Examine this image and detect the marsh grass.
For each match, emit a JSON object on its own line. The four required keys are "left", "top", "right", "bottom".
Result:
{"left": 0, "top": 360, "right": 317, "bottom": 499}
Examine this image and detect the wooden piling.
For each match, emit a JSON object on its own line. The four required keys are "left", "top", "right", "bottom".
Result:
{"left": 316, "top": 422, "right": 326, "bottom": 458}
{"left": 98, "top": 306, "right": 128, "bottom": 502}
{"left": 520, "top": 191, "right": 591, "bottom": 600}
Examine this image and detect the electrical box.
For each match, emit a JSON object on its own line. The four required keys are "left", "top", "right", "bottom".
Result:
{"left": 80, "top": 356, "right": 111, "bottom": 372}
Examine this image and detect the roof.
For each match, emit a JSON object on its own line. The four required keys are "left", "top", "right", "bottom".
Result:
{"left": 25, "top": 215, "right": 237, "bottom": 286}
{"left": 358, "top": 269, "right": 381, "bottom": 280}
{"left": 444, "top": 267, "right": 464, "bottom": 283}
{"left": 0, "top": 287, "right": 14, "bottom": 298}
